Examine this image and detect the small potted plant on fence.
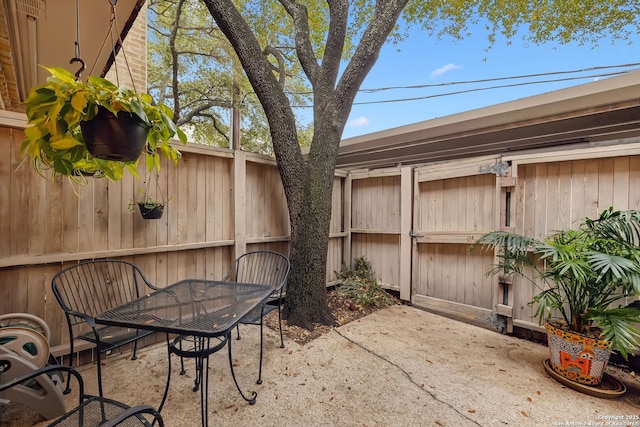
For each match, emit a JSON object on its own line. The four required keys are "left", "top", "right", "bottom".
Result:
{"left": 20, "top": 66, "right": 187, "bottom": 182}
{"left": 473, "top": 207, "right": 640, "bottom": 388}
{"left": 128, "top": 171, "right": 168, "bottom": 220}
{"left": 129, "top": 194, "right": 166, "bottom": 220}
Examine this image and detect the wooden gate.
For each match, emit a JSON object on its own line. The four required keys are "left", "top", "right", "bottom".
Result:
{"left": 410, "top": 156, "right": 504, "bottom": 328}
{"left": 408, "top": 142, "right": 640, "bottom": 334}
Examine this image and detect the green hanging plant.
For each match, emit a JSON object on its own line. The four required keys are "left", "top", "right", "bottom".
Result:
{"left": 20, "top": 66, "right": 188, "bottom": 183}
{"left": 128, "top": 171, "right": 170, "bottom": 220}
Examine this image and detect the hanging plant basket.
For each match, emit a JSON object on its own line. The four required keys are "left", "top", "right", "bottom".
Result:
{"left": 80, "top": 106, "right": 150, "bottom": 161}
{"left": 21, "top": 0, "right": 186, "bottom": 182}
{"left": 129, "top": 170, "right": 168, "bottom": 220}
{"left": 137, "top": 202, "right": 165, "bottom": 220}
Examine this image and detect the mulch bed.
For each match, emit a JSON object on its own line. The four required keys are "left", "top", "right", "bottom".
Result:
{"left": 264, "top": 288, "right": 402, "bottom": 345}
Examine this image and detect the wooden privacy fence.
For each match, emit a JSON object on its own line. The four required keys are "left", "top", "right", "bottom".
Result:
{"left": 3, "top": 108, "right": 640, "bottom": 353}
{"left": 348, "top": 139, "right": 640, "bottom": 334}
{"left": 0, "top": 116, "right": 347, "bottom": 352}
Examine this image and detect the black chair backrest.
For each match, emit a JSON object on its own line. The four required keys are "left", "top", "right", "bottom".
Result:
{"left": 225, "top": 251, "right": 290, "bottom": 292}
{"left": 52, "top": 260, "right": 155, "bottom": 320}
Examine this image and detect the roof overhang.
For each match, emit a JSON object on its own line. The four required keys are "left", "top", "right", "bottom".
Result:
{"left": 0, "top": 0, "right": 144, "bottom": 112}
{"left": 336, "top": 71, "right": 640, "bottom": 170}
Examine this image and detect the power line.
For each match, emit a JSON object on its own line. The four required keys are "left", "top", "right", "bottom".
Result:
{"left": 353, "top": 70, "right": 631, "bottom": 106}
{"left": 359, "top": 62, "right": 640, "bottom": 93}
{"left": 287, "top": 63, "right": 640, "bottom": 108}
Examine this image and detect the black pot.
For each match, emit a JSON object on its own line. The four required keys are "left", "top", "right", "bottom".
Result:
{"left": 81, "top": 106, "right": 149, "bottom": 161}
{"left": 138, "top": 203, "right": 164, "bottom": 220}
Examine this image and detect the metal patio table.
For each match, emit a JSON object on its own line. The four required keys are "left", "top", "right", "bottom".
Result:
{"left": 95, "top": 279, "right": 276, "bottom": 427}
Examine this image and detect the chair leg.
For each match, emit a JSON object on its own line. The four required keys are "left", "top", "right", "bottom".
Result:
{"left": 178, "top": 339, "right": 186, "bottom": 376}
{"left": 277, "top": 305, "right": 285, "bottom": 349}
{"left": 193, "top": 338, "right": 203, "bottom": 392}
{"left": 63, "top": 344, "right": 73, "bottom": 395}
{"left": 96, "top": 346, "right": 105, "bottom": 398}
{"left": 131, "top": 338, "right": 139, "bottom": 361}
{"left": 257, "top": 318, "right": 264, "bottom": 385}
{"left": 236, "top": 325, "right": 241, "bottom": 340}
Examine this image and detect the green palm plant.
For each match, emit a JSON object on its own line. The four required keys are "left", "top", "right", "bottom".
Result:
{"left": 473, "top": 207, "right": 640, "bottom": 359}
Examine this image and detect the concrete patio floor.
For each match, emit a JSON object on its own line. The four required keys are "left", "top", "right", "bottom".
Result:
{"left": 12, "top": 305, "right": 640, "bottom": 426}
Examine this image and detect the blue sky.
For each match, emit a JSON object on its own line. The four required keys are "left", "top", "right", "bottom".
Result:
{"left": 337, "top": 27, "right": 639, "bottom": 140}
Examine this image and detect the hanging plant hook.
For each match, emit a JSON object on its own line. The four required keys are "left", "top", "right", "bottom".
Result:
{"left": 69, "top": 0, "right": 85, "bottom": 80}
{"left": 69, "top": 56, "right": 85, "bottom": 80}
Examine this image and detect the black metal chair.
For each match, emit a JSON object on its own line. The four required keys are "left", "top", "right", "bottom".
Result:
{"left": 174, "top": 251, "right": 290, "bottom": 391}
{"left": 0, "top": 363, "right": 164, "bottom": 426}
{"left": 226, "top": 251, "right": 290, "bottom": 383}
{"left": 51, "top": 260, "right": 159, "bottom": 397}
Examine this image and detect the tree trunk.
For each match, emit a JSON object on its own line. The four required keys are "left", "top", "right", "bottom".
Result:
{"left": 284, "top": 196, "right": 335, "bottom": 328}
{"left": 201, "top": 0, "right": 407, "bottom": 329}
{"left": 282, "top": 115, "right": 341, "bottom": 328}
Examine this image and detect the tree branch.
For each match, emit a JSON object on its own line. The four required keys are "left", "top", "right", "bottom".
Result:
{"left": 263, "top": 46, "right": 287, "bottom": 88}
{"left": 278, "top": 0, "right": 322, "bottom": 86}
{"left": 169, "top": 0, "right": 186, "bottom": 122}
{"left": 201, "top": 0, "right": 307, "bottom": 216}
{"left": 322, "top": 0, "right": 348, "bottom": 85}
{"left": 336, "top": 0, "right": 409, "bottom": 115}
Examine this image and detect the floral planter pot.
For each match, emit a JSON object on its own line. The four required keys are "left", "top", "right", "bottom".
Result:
{"left": 545, "top": 321, "right": 611, "bottom": 386}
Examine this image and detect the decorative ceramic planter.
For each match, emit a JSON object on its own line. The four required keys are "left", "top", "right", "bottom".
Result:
{"left": 545, "top": 320, "right": 611, "bottom": 386}
{"left": 81, "top": 107, "right": 149, "bottom": 161}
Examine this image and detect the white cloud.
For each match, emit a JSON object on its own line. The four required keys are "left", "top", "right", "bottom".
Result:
{"left": 430, "top": 63, "right": 461, "bottom": 79}
{"left": 348, "top": 116, "right": 370, "bottom": 127}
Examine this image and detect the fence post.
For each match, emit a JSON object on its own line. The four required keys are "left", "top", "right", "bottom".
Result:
{"left": 233, "top": 150, "right": 247, "bottom": 258}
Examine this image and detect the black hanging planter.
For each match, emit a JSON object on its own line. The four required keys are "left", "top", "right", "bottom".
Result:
{"left": 137, "top": 203, "right": 165, "bottom": 220}
{"left": 80, "top": 106, "right": 149, "bottom": 161}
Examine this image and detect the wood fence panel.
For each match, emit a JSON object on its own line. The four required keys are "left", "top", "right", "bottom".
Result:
{"left": 10, "top": 128, "right": 30, "bottom": 257}
{"left": 630, "top": 156, "right": 640, "bottom": 207}
{"left": 584, "top": 159, "right": 600, "bottom": 220}
{"left": 107, "top": 179, "right": 123, "bottom": 250}
{"left": 326, "top": 238, "right": 343, "bottom": 283}
{"left": 412, "top": 166, "right": 497, "bottom": 321}
{"left": 245, "top": 160, "right": 289, "bottom": 240}
{"left": 600, "top": 158, "right": 615, "bottom": 210}
{"left": 413, "top": 242, "right": 495, "bottom": 319}
{"left": 327, "top": 176, "right": 346, "bottom": 282}
{"left": 507, "top": 154, "right": 640, "bottom": 331}
{"left": 613, "top": 157, "right": 630, "bottom": 209}
{"left": 176, "top": 155, "right": 190, "bottom": 245}
{"left": 349, "top": 172, "right": 402, "bottom": 289}
{"left": 0, "top": 127, "right": 12, "bottom": 259}
{"left": 204, "top": 157, "right": 216, "bottom": 243}
{"left": 352, "top": 175, "right": 401, "bottom": 232}
{"left": 329, "top": 176, "right": 343, "bottom": 235}
{"left": 351, "top": 234, "right": 400, "bottom": 289}
{"left": 569, "top": 160, "right": 587, "bottom": 228}
{"left": 94, "top": 179, "right": 110, "bottom": 250}
{"left": 0, "top": 122, "right": 295, "bottom": 348}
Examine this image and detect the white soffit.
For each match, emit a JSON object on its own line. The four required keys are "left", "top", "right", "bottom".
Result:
{"left": 336, "top": 70, "right": 640, "bottom": 169}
